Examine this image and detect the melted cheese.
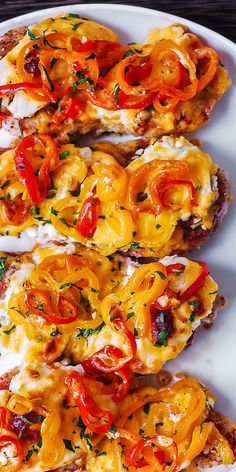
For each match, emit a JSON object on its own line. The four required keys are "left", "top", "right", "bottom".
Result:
{"left": 0, "top": 137, "right": 219, "bottom": 258}
{"left": 0, "top": 363, "right": 116, "bottom": 471}
{"left": 67, "top": 255, "right": 218, "bottom": 373}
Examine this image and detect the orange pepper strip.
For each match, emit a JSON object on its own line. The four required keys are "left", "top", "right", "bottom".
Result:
{"left": 127, "top": 159, "right": 190, "bottom": 214}
{"left": 194, "top": 47, "right": 219, "bottom": 93}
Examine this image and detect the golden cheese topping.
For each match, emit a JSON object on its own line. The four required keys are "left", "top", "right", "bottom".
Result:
{"left": 0, "top": 136, "right": 219, "bottom": 258}
{"left": 0, "top": 366, "right": 234, "bottom": 471}
{"left": 67, "top": 255, "right": 218, "bottom": 374}
{"left": 0, "top": 246, "right": 218, "bottom": 374}
{"left": 0, "top": 362, "right": 118, "bottom": 471}
{"left": 87, "top": 377, "right": 234, "bottom": 472}
{"left": 0, "top": 245, "right": 132, "bottom": 364}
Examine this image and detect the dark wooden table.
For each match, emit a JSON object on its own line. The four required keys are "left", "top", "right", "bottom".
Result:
{"left": 0, "top": 0, "right": 235, "bottom": 43}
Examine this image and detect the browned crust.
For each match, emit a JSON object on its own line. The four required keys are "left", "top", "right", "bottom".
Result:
{"left": 209, "top": 410, "right": 236, "bottom": 456}
{"left": 180, "top": 167, "right": 231, "bottom": 252}
{"left": 0, "top": 27, "right": 27, "bottom": 60}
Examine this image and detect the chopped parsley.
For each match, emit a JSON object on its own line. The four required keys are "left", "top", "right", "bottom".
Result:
{"left": 59, "top": 282, "right": 80, "bottom": 290}
{"left": 154, "top": 328, "right": 170, "bottom": 347}
{"left": 42, "top": 66, "right": 54, "bottom": 91}
{"left": 0, "top": 256, "right": 6, "bottom": 281}
{"left": 114, "top": 84, "right": 120, "bottom": 105}
{"left": 27, "top": 28, "right": 40, "bottom": 41}
{"left": 136, "top": 191, "right": 148, "bottom": 202}
{"left": 127, "top": 311, "right": 135, "bottom": 320}
{"left": 50, "top": 207, "right": 58, "bottom": 216}
{"left": 155, "top": 224, "right": 161, "bottom": 230}
{"left": 63, "top": 439, "right": 75, "bottom": 452}
{"left": 122, "top": 49, "right": 135, "bottom": 59}
{"left": 95, "top": 450, "right": 107, "bottom": 457}
{"left": 23, "top": 449, "right": 34, "bottom": 462}
{"left": 50, "top": 327, "right": 62, "bottom": 337}
{"left": 73, "top": 70, "right": 94, "bottom": 91}
{"left": 43, "top": 33, "right": 66, "bottom": 50}
{"left": 75, "top": 322, "right": 105, "bottom": 340}
{"left": 155, "top": 270, "right": 166, "bottom": 280}
{"left": 72, "top": 22, "right": 83, "bottom": 31}
{"left": 67, "top": 13, "right": 81, "bottom": 18}
{"left": 108, "top": 423, "right": 118, "bottom": 438}
{"left": 189, "top": 311, "right": 195, "bottom": 323}
{"left": 196, "top": 185, "right": 202, "bottom": 191}
{"left": 0, "top": 180, "right": 10, "bottom": 190}
{"left": 145, "top": 104, "right": 156, "bottom": 112}
{"left": 50, "top": 57, "right": 58, "bottom": 69}
{"left": 77, "top": 417, "right": 92, "bottom": 450}
{"left": 134, "top": 327, "right": 138, "bottom": 337}
{"left": 143, "top": 403, "right": 150, "bottom": 414}
{"left": 59, "top": 150, "right": 70, "bottom": 160}
{"left": 2, "top": 324, "right": 15, "bottom": 335}
{"left": 90, "top": 287, "right": 99, "bottom": 293}
{"left": 70, "top": 188, "right": 81, "bottom": 197}
{"left": 85, "top": 52, "right": 96, "bottom": 61}
{"left": 30, "top": 205, "right": 40, "bottom": 215}
{"left": 129, "top": 242, "right": 141, "bottom": 250}
{"left": 188, "top": 300, "right": 201, "bottom": 307}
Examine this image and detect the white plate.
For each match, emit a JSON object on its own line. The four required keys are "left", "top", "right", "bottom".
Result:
{"left": 0, "top": 3, "right": 236, "bottom": 462}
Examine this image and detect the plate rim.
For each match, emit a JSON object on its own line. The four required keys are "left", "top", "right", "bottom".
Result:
{"left": 0, "top": 2, "right": 235, "bottom": 53}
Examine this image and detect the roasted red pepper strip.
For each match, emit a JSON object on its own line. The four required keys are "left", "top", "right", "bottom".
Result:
{"left": 65, "top": 371, "right": 114, "bottom": 433}
{"left": 166, "top": 263, "right": 185, "bottom": 276}
{"left": 113, "top": 317, "right": 137, "bottom": 357}
{"left": 14, "top": 134, "right": 57, "bottom": 204}
{"left": 52, "top": 97, "right": 84, "bottom": 126}
{"left": 76, "top": 196, "right": 100, "bottom": 238}
{"left": 2, "top": 196, "right": 30, "bottom": 227}
{"left": 158, "top": 179, "right": 197, "bottom": 208}
{"left": 0, "top": 435, "right": 24, "bottom": 465}
{"left": 85, "top": 87, "right": 154, "bottom": 110}
{"left": 104, "top": 365, "right": 130, "bottom": 402}
{"left": 180, "top": 262, "right": 209, "bottom": 301}
{"left": 79, "top": 40, "right": 124, "bottom": 70}
{"left": 115, "top": 89, "right": 154, "bottom": 109}
{"left": 125, "top": 60, "right": 152, "bottom": 86}
{"left": 0, "top": 82, "right": 42, "bottom": 97}
{"left": 0, "top": 407, "right": 7, "bottom": 428}
{"left": 82, "top": 346, "right": 125, "bottom": 373}
{"left": 25, "top": 288, "right": 79, "bottom": 325}
{"left": 125, "top": 435, "right": 178, "bottom": 470}
{"left": 82, "top": 347, "right": 130, "bottom": 402}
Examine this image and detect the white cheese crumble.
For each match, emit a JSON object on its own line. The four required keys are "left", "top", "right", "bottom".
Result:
{"left": 7, "top": 91, "right": 46, "bottom": 119}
